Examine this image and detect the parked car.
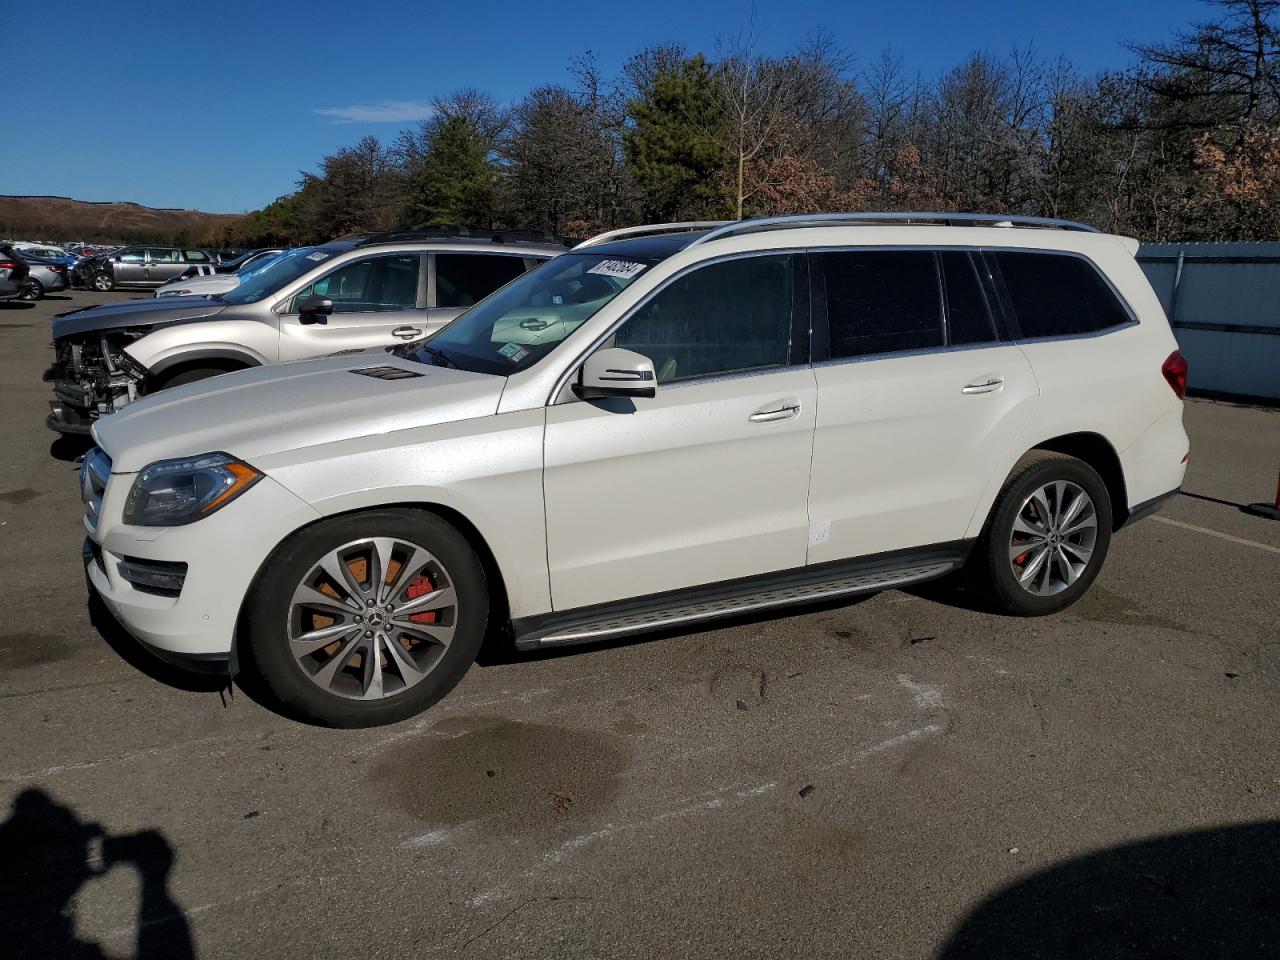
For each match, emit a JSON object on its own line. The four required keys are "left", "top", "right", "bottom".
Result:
{"left": 216, "top": 248, "right": 287, "bottom": 272}
{"left": 13, "top": 242, "right": 78, "bottom": 270}
{"left": 46, "top": 231, "right": 564, "bottom": 434}
{"left": 78, "top": 212, "right": 1190, "bottom": 727}
{"left": 17, "top": 256, "right": 71, "bottom": 300}
{"left": 71, "top": 246, "right": 216, "bottom": 291}
{"left": 153, "top": 248, "right": 287, "bottom": 298}
{"left": 0, "top": 243, "right": 32, "bottom": 302}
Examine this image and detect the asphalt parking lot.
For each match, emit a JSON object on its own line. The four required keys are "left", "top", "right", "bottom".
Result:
{"left": 2, "top": 290, "right": 1278, "bottom": 959}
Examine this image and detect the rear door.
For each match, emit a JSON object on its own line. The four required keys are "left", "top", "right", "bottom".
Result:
{"left": 805, "top": 248, "right": 1039, "bottom": 564}
{"left": 278, "top": 253, "right": 426, "bottom": 361}
{"left": 427, "top": 253, "right": 535, "bottom": 332}
{"left": 144, "top": 248, "right": 184, "bottom": 286}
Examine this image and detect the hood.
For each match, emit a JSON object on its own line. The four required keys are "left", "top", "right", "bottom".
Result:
{"left": 52, "top": 297, "right": 227, "bottom": 339}
{"left": 92, "top": 355, "right": 506, "bottom": 473}
{"left": 156, "top": 274, "right": 239, "bottom": 294}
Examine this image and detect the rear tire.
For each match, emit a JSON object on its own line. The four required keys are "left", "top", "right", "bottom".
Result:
{"left": 18, "top": 278, "right": 43, "bottom": 301}
{"left": 967, "top": 451, "right": 1113, "bottom": 616}
{"left": 92, "top": 272, "right": 114, "bottom": 292}
{"left": 242, "top": 509, "right": 489, "bottom": 727}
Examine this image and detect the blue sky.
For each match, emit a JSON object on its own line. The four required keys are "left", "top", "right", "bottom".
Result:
{"left": 3, "top": 0, "right": 1208, "bottom": 213}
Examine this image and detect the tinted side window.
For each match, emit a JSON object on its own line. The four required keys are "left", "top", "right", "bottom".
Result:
{"left": 119, "top": 249, "right": 144, "bottom": 263}
{"left": 615, "top": 254, "right": 793, "bottom": 383}
{"left": 993, "top": 252, "right": 1131, "bottom": 338}
{"left": 147, "top": 248, "right": 181, "bottom": 264}
{"left": 820, "top": 251, "right": 943, "bottom": 359}
{"left": 184, "top": 250, "right": 209, "bottom": 262}
{"left": 436, "top": 254, "right": 526, "bottom": 309}
{"left": 940, "top": 252, "right": 998, "bottom": 345}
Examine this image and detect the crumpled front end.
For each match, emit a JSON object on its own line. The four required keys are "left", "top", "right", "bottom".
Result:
{"left": 45, "top": 330, "right": 150, "bottom": 435}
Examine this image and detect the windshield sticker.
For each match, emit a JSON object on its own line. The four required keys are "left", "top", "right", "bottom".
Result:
{"left": 498, "top": 342, "right": 532, "bottom": 363}
{"left": 587, "top": 259, "right": 646, "bottom": 280}
{"left": 306, "top": 251, "right": 329, "bottom": 262}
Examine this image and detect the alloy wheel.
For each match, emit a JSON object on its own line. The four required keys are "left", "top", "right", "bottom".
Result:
{"left": 18, "top": 280, "right": 41, "bottom": 301}
{"left": 1008, "top": 480, "right": 1098, "bottom": 596}
{"left": 286, "top": 537, "right": 458, "bottom": 700}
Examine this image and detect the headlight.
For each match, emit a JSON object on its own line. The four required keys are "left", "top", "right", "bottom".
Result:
{"left": 123, "top": 452, "right": 262, "bottom": 526}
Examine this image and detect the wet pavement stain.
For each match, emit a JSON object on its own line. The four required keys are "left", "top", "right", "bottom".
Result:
{"left": 0, "top": 488, "right": 40, "bottom": 505}
{"left": 0, "top": 634, "right": 76, "bottom": 670}
{"left": 372, "top": 717, "right": 630, "bottom": 833}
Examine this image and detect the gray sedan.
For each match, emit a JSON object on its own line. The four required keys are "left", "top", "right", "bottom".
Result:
{"left": 18, "top": 256, "right": 71, "bottom": 301}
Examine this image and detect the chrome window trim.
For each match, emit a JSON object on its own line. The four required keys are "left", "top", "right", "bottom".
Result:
{"left": 546, "top": 247, "right": 801, "bottom": 406}
{"left": 809, "top": 339, "right": 1020, "bottom": 370}
{"left": 1010, "top": 320, "right": 1140, "bottom": 346}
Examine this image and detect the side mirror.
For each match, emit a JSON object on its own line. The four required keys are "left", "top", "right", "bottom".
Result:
{"left": 575, "top": 347, "right": 657, "bottom": 400}
{"left": 297, "top": 295, "right": 334, "bottom": 325}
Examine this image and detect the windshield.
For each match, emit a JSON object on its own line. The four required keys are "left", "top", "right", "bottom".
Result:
{"left": 406, "top": 253, "right": 655, "bottom": 375}
{"left": 220, "top": 247, "right": 336, "bottom": 304}
{"left": 239, "top": 252, "right": 284, "bottom": 277}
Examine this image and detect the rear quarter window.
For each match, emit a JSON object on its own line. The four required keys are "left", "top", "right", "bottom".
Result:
{"left": 993, "top": 252, "right": 1132, "bottom": 339}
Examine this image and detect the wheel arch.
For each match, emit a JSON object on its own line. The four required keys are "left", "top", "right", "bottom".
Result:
{"left": 1028, "top": 432, "right": 1129, "bottom": 529}
{"left": 146, "top": 349, "right": 261, "bottom": 386}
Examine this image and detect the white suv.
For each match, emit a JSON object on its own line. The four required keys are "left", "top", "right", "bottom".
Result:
{"left": 81, "top": 213, "right": 1190, "bottom": 727}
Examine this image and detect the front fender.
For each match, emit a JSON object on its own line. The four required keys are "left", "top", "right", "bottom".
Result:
{"left": 256, "top": 409, "right": 551, "bottom": 619}
{"left": 125, "top": 322, "right": 276, "bottom": 374}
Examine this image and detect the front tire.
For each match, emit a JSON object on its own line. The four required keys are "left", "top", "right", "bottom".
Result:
{"left": 243, "top": 509, "right": 489, "bottom": 727}
{"left": 155, "top": 366, "right": 236, "bottom": 390}
{"left": 967, "top": 451, "right": 1112, "bottom": 616}
{"left": 92, "top": 272, "right": 115, "bottom": 292}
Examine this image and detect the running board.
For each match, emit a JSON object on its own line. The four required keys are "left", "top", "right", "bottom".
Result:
{"left": 512, "top": 544, "right": 969, "bottom": 650}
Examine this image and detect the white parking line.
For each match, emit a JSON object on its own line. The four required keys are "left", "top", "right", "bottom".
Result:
{"left": 1151, "top": 515, "right": 1280, "bottom": 556}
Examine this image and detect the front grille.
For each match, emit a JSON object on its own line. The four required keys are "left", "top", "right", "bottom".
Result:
{"left": 81, "top": 447, "right": 111, "bottom": 531}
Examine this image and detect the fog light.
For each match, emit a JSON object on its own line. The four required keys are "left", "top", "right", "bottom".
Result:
{"left": 118, "top": 556, "right": 188, "bottom": 596}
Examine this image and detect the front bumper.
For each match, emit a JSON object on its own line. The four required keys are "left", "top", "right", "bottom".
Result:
{"left": 85, "top": 468, "right": 323, "bottom": 660}
{"left": 48, "top": 399, "right": 95, "bottom": 435}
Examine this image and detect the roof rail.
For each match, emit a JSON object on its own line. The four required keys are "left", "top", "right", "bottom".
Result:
{"left": 574, "top": 221, "right": 731, "bottom": 250}
{"left": 688, "top": 212, "right": 1101, "bottom": 247}
{"left": 354, "top": 227, "right": 573, "bottom": 248}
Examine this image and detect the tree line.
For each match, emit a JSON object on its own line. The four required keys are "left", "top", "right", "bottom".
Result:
{"left": 211, "top": 0, "right": 1280, "bottom": 248}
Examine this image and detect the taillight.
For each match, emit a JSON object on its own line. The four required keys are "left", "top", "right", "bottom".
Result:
{"left": 51, "top": 265, "right": 66, "bottom": 272}
{"left": 1162, "top": 350, "right": 1188, "bottom": 399}
{"left": 0, "top": 261, "right": 18, "bottom": 270}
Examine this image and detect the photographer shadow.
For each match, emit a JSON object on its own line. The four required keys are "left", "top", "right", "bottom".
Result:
{"left": 0, "top": 788, "right": 195, "bottom": 960}
{"left": 937, "top": 819, "right": 1280, "bottom": 958}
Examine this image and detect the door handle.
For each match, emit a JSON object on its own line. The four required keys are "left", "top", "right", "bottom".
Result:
{"left": 391, "top": 326, "right": 423, "bottom": 340}
{"left": 961, "top": 375, "right": 1004, "bottom": 395}
{"left": 519, "top": 318, "right": 550, "bottom": 331}
{"left": 749, "top": 401, "right": 801, "bottom": 422}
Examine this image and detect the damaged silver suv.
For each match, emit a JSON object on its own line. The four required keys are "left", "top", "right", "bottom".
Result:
{"left": 45, "top": 230, "right": 565, "bottom": 435}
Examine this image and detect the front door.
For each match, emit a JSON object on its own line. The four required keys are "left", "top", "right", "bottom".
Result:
{"left": 279, "top": 253, "right": 426, "bottom": 361}
{"left": 805, "top": 248, "right": 1040, "bottom": 564}
{"left": 543, "top": 253, "right": 816, "bottom": 611}
{"left": 113, "top": 248, "right": 147, "bottom": 285}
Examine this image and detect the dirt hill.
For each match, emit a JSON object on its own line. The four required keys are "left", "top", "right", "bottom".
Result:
{"left": 0, "top": 195, "right": 242, "bottom": 245}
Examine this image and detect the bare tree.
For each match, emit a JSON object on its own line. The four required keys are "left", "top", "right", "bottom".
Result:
{"left": 707, "top": 29, "right": 805, "bottom": 219}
